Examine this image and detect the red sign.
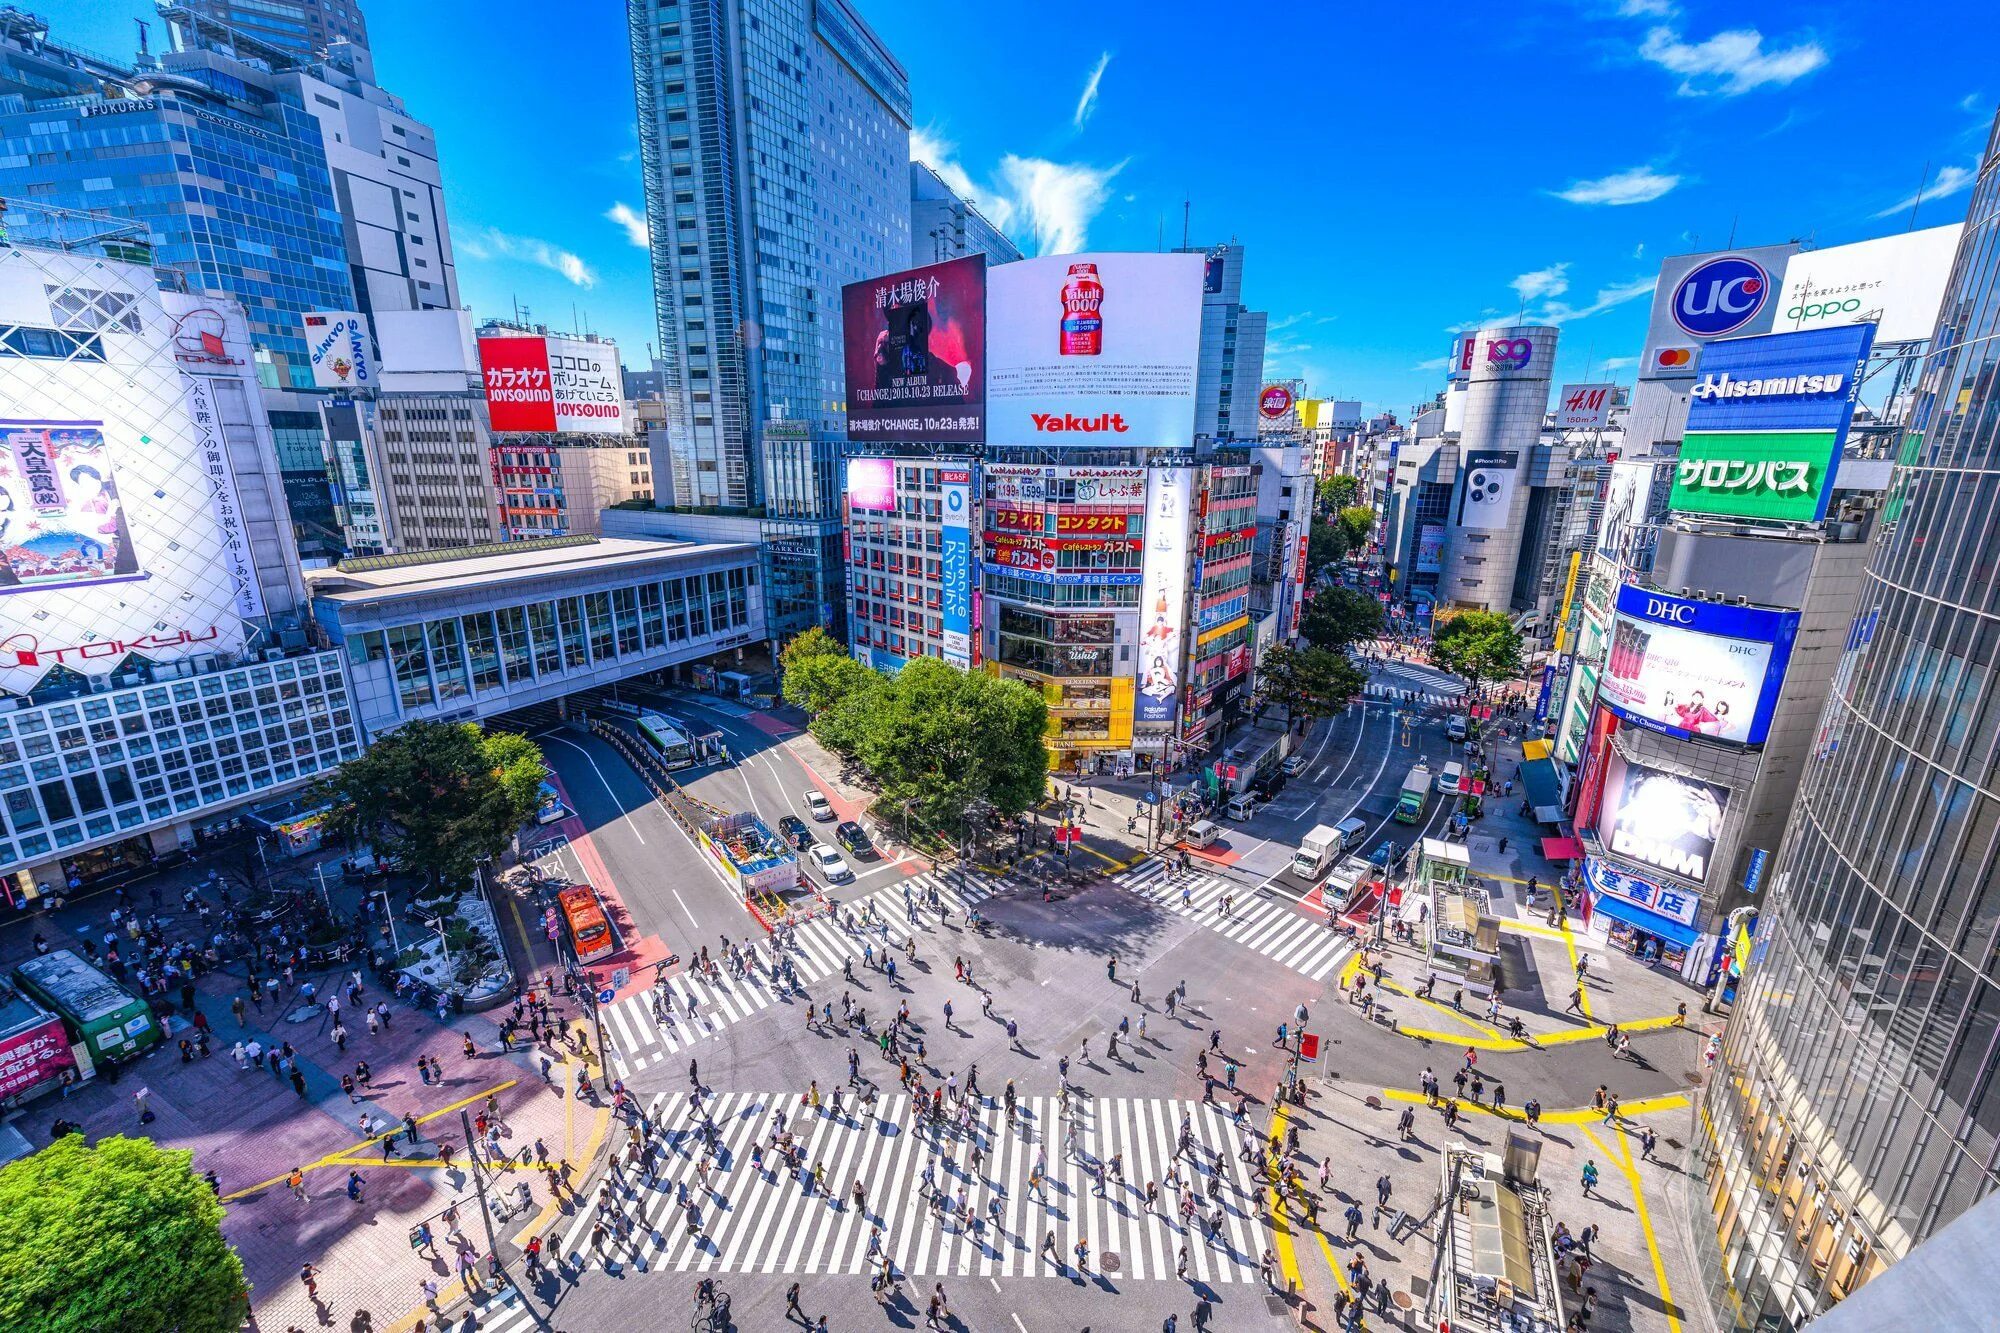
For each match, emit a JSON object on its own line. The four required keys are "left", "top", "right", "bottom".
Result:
{"left": 1055, "top": 512, "right": 1131, "bottom": 536}
{"left": 1297, "top": 1032, "right": 1320, "bottom": 1062}
{"left": 479, "top": 337, "right": 557, "bottom": 432}
{"left": 988, "top": 508, "right": 1043, "bottom": 533}
{"left": 1258, "top": 384, "right": 1295, "bottom": 420}
{"left": 0, "top": 1015, "right": 75, "bottom": 1100}
{"left": 988, "top": 537, "right": 1055, "bottom": 572}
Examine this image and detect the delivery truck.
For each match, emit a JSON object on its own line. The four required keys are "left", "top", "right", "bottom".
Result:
{"left": 1293, "top": 825, "right": 1342, "bottom": 881}
{"left": 1394, "top": 764, "right": 1432, "bottom": 824}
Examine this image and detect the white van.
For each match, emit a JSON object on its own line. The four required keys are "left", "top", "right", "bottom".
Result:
{"left": 1446, "top": 714, "right": 1469, "bottom": 742}
{"left": 1436, "top": 761, "right": 1464, "bottom": 795}
{"left": 1226, "top": 793, "right": 1258, "bottom": 822}
{"left": 1183, "top": 820, "right": 1223, "bottom": 849}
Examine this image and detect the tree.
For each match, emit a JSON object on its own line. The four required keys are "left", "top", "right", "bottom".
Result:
{"left": 806, "top": 658, "right": 884, "bottom": 760}
{"left": 1430, "top": 609, "right": 1524, "bottom": 695}
{"left": 855, "top": 659, "right": 1047, "bottom": 838}
{"left": 1299, "top": 586, "right": 1385, "bottom": 653}
{"left": 316, "top": 721, "right": 542, "bottom": 892}
{"left": 1306, "top": 516, "right": 1349, "bottom": 579}
{"left": 1255, "top": 645, "right": 1367, "bottom": 731}
{"left": 779, "top": 626, "right": 845, "bottom": 685}
{"left": 1317, "top": 473, "right": 1360, "bottom": 513}
{"left": 784, "top": 648, "right": 876, "bottom": 723}
{"left": 0, "top": 1134, "right": 246, "bottom": 1333}
{"left": 1336, "top": 504, "right": 1377, "bottom": 553}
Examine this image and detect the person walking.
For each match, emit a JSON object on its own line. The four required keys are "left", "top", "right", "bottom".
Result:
{"left": 1581, "top": 1160, "right": 1600, "bottom": 1197}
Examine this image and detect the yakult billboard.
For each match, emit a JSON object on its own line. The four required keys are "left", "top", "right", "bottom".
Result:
{"left": 479, "top": 335, "right": 625, "bottom": 435}
{"left": 842, "top": 255, "right": 986, "bottom": 444}
{"left": 987, "top": 253, "right": 1204, "bottom": 446}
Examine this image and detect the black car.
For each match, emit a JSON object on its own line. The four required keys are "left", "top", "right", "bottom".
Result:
{"left": 836, "top": 820, "right": 876, "bottom": 858}
{"left": 778, "top": 814, "right": 811, "bottom": 849}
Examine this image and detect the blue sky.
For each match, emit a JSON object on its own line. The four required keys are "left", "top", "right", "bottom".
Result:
{"left": 46, "top": 0, "right": 2000, "bottom": 415}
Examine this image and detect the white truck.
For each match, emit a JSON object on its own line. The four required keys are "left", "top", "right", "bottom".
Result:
{"left": 1293, "top": 824, "right": 1342, "bottom": 881}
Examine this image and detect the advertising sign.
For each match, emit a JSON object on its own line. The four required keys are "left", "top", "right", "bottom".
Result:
{"left": 940, "top": 468, "right": 973, "bottom": 667}
{"left": 1597, "top": 459, "right": 1665, "bottom": 568}
{"left": 1455, "top": 449, "right": 1520, "bottom": 531}
{"left": 179, "top": 378, "right": 266, "bottom": 621}
{"left": 0, "top": 422, "right": 141, "bottom": 594}
{"left": 846, "top": 457, "right": 896, "bottom": 512}
{"left": 1258, "top": 384, "right": 1295, "bottom": 420}
{"left": 1600, "top": 585, "right": 1799, "bottom": 745}
{"left": 987, "top": 253, "right": 1204, "bottom": 446}
{"left": 987, "top": 507, "right": 1043, "bottom": 534}
{"left": 1584, "top": 856, "right": 1702, "bottom": 926}
{"left": 1414, "top": 523, "right": 1445, "bottom": 574}
{"left": 303, "top": 311, "right": 374, "bottom": 389}
{"left": 1595, "top": 750, "right": 1729, "bottom": 885}
{"left": 1055, "top": 512, "right": 1132, "bottom": 536}
{"left": 478, "top": 335, "right": 625, "bottom": 435}
{"left": 1639, "top": 244, "right": 1798, "bottom": 381}
{"left": 0, "top": 1013, "right": 75, "bottom": 1101}
{"left": 985, "top": 465, "right": 1045, "bottom": 504}
{"left": 842, "top": 255, "right": 986, "bottom": 444}
{"left": 1135, "top": 468, "right": 1192, "bottom": 723}
{"left": 1773, "top": 225, "right": 1961, "bottom": 344}
{"left": 1554, "top": 383, "right": 1614, "bottom": 430}
{"left": 1673, "top": 324, "right": 1876, "bottom": 523}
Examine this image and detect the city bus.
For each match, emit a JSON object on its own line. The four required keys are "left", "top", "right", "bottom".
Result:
{"left": 636, "top": 713, "right": 696, "bottom": 770}
{"left": 534, "top": 777, "right": 566, "bottom": 825}
{"left": 557, "top": 884, "right": 616, "bottom": 964}
{"left": 13, "top": 949, "right": 160, "bottom": 1065}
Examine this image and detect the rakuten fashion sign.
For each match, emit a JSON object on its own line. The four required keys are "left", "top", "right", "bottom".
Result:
{"left": 986, "top": 253, "right": 1204, "bottom": 446}
{"left": 478, "top": 335, "right": 625, "bottom": 435}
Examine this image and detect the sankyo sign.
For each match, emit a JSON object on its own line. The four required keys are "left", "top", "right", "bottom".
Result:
{"left": 1671, "top": 430, "right": 1839, "bottom": 522}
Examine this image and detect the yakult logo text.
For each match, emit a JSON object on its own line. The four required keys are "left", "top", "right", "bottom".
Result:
{"left": 1030, "top": 412, "right": 1129, "bottom": 434}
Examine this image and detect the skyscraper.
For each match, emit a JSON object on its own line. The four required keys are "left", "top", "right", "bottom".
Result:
{"left": 1694, "top": 114, "right": 2000, "bottom": 1329}
{"left": 177, "top": 0, "right": 370, "bottom": 61}
{"left": 910, "top": 161, "right": 1022, "bottom": 268}
{"left": 627, "top": 0, "right": 910, "bottom": 639}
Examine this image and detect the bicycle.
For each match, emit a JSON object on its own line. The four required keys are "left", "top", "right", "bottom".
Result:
{"left": 690, "top": 1288, "right": 732, "bottom": 1332}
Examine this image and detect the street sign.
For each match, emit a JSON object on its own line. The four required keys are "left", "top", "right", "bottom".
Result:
{"left": 596, "top": 987, "right": 616, "bottom": 1005}
{"left": 1298, "top": 1032, "right": 1320, "bottom": 1063}
{"left": 611, "top": 967, "right": 630, "bottom": 990}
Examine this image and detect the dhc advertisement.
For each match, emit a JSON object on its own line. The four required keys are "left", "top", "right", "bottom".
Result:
{"left": 1598, "top": 586, "right": 1799, "bottom": 746}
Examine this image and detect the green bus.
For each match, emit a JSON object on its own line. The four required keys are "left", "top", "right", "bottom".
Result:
{"left": 13, "top": 950, "right": 161, "bottom": 1066}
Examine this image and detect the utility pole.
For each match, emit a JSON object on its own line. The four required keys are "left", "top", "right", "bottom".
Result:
{"left": 459, "top": 1107, "right": 503, "bottom": 1263}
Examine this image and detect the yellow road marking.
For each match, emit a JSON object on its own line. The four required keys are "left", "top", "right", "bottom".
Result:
{"left": 222, "top": 1080, "right": 519, "bottom": 1202}
{"left": 1267, "top": 1102, "right": 1303, "bottom": 1296}
{"left": 1397, "top": 1012, "right": 1689, "bottom": 1052}
{"left": 1581, "top": 1123, "right": 1684, "bottom": 1333}
{"left": 1380, "top": 1087, "right": 1689, "bottom": 1125}
{"left": 1557, "top": 914, "right": 1594, "bottom": 1020}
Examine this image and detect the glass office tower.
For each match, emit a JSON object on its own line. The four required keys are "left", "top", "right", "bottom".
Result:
{"left": 1696, "top": 112, "right": 2000, "bottom": 1329}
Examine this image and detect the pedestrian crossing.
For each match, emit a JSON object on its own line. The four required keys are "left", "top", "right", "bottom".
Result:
{"left": 1364, "top": 682, "right": 1456, "bottom": 708}
{"left": 600, "top": 869, "right": 992, "bottom": 1079}
{"left": 554, "top": 1091, "right": 1267, "bottom": 1283}
{"left": 1113, "top": 862, "right": 1355, "bottom": 982}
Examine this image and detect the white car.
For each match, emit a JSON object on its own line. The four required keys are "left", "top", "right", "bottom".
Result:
{"left": 811, "top": 844, "right": 853, "bottom": 883}
{"left": 804, "top": 790, "right": 835, "bottom": 821}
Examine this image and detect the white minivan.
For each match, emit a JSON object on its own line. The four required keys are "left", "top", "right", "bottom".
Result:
{"left": 1436, "top": 760, "right": 1464, "bottom": 795}
{"left": 1183, "top": 819, "right": 1223, "bottom": 849}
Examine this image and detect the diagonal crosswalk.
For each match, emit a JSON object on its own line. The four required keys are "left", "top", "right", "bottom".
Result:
{"left": 600, "top": 869, "right": 992, "bottom": 1079}
{"left": 1365, "top": 682, "right": 1455, "bottom": 707}
{"left": 1113, "top": 862, "right": 1355, "bottom": 982}
{"left": 552, "top": 1091, "right": 1267, "bottom": 1283}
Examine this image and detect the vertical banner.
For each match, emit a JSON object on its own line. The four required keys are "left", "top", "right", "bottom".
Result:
{"left": 0, "top": 421, "right": 142, "bottom": 594}
{"left": 180, "top": 377, "right": 265, "bottom": 621}
{"left": 940, "top": 468, "right": 973, "bottom": 667}
{"left": 1136, "top": 468, "right": 1192, "bottom": 724}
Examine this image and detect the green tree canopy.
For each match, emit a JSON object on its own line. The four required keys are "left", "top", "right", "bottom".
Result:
{"left": 857, "top": 658, "right": 1048, "bottom": 836}
{"left": 1300, "top": 586, "right": 1385, "bottom": 653}
{"left": 1336, "top": 504, "right": 1377, "bottom": 553}
{"left": 0, "top": 1134, "right": 246, "bottom": 1333}
{"left": 1306, "top": 516, "right": 1349, "bottom": 578}
{"left": 1317, "top": 473, "right": 1360, "bottom": 512}
{"left": 1430, "top": 610, "right": 1524, "bottom": 693}
{"left": 779, "top": 626, "right": 845, "bottom": 680}
{"left": 1255, "top": 645, "right": 1367, "bottom": 730}
{"left": 316, "top": 720, "right": 542, "bottom": 891}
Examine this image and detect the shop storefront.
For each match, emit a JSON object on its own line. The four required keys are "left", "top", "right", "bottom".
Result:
{"left": 1582, "top": 857, "right": 1700, "bottom": 973}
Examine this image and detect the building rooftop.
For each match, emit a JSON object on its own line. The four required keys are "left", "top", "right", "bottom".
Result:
{"left": 304, "top": 534, "right": 753, "bottom": 604}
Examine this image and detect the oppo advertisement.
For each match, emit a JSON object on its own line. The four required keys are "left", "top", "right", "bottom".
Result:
{"left": 841, "top": 255, "right": 986, "bottom": 444}
{"left": 1135, "top": 468, "right": 1192, "bottom": 723}
{"left": 1595, "top": 750, "right": 1730, "bottom": 886}
{"left": 1599, "top": 586, "right": 1799, "bottom": 745}
{"left": 987, "top": 253, "right": 1203, "bottom": 446}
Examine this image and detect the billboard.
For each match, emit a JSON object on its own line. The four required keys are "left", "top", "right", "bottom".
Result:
{"left": 1673, "top": 323, "right": 1876, "bottom": 523}
{"left": 985, "top": 464, "right": 1145, "bottom": 505}
{"left": 0, "top": 1012, "right": 75, "bottom": 1101}
{"left": 1455, "top": 449, "right": 1520, "bottom": 531}
{"left": 303, "top": 311, "right": 375, "bottom": 390}
{"left": 1414, "top": 523, "right": 1445, "bottom": 573}
{"left": 478, "top": 335, "right": 625, "bottom": 435}
{"left": 0, "top": 244, "right": 249, "bottom": 695}
{"left": 1554, "top": 383, "right": 1614, "bottom": 429}
{"left": 1639, "top": 244, "right": 1799, "bottom": 381}
{"left": 1135, "top": 468, "right": 1192, "bottom": 723}
{"left": 940, "top": 468, "right": 973, "bottom": 667}
{"left": 841, "top": 255, "right": 986, "bottom": 444}
{"left": 1600, "top": 585, "right": 1799, "bottom": 745}
{"left": 846, "top": 457, "right": 896, "bottom": 512}
{"left": 1773, "top": 225, "right": 1961, "bottom": 344}
{"left": 1597, "top": 458, "right": 1665, "bottom": 568}
{"left": 1258, "top": 384, "right": 1295, "bottom": 421}
{"left": 1595, "top": 750, "right": 1730, "bottom": 886}
{"left": 987, "top": 253, "right": 1203, "bottom": 446}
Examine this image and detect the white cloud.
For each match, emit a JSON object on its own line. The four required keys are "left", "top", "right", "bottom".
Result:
{"left": 1511, "top": 264, "right": 1571, "bottom": 303}
{"left": 1873, "top": 164, "right": 1977, "bottom": 220}
{"left": 1633, "top": 241, "right": 1646, "bottom": 259}
{"left": 1639, "top": 26, "right": 1828, "bottom": 96}
{"left": 605, "top": 202, "right": 649, "bottom": 248}
{"left": 1601, "top": 356, "right": 1639, "bottom": 372}
{"left": 1534, "top": 276, "right": 1658, "bottom": 324}
{"left": 1074, "top": 52, "right": 1111, "bottom": 129}
{"left": 458, "top": 227, "right": 596, "bottom": 288}
{"left": 997, "top": 155, "right": 1125, "bottom": 254}
{"left": 1618, "top": 0, "right": 1677, "bottom": 14}
{"left": 1961, "top": 92, "right": 1986, "bottom": 115}
{"left": 911, "top": 126, "right": 1017, "bottom": 231}
{"left": 1414, "top": 355, "right": 1453, "bottom": 372}
{"left": 1553, "top": 166, "right": 1682, "bottom": 206}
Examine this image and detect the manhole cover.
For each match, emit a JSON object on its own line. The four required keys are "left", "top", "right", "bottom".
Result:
{"left": 1102, "top": 1252, "right": 1121, "bottom": 1274}
{"left": 1265, "top": 1295, "right": 1289, "bottom": 1315}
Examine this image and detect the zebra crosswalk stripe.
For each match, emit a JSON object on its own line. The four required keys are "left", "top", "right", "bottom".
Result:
{"left": 557, "top": 1091, "right": 1266, "bottom": 1282}
{"left": 1112, "top": 864, "right": 1355, "bottom": 981}
{"left": 601, "top": 869, "right": 992, "bottom": 1078}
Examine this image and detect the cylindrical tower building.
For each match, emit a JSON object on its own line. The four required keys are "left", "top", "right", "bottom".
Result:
{"left": 1439, "top": 324, "right": 1557, "bottom": 610}
{"left": 1695, "top": 113, "right": 2000, "bottom": 1328}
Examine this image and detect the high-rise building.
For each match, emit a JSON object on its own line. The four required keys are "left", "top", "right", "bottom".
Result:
{"left": 627, "top": 0, "right": 910, "bottom": 643}
{"left": 1181, "top": 244, "right": 1268, "bottom": 441}
{"left": 909, "top": 161, "right": 1022, "bottom": 268}
{"left": 177, "top": 0, "right": 370, "bottom": 60}
{"left": 1692, "top": 118, "right": 2000, "bottom": 1329}
{"left": 1438, "top": 325, "right": 1558, "bottom": 611}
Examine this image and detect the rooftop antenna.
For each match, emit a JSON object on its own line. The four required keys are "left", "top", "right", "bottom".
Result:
{"left": 134, "top": 18, "right": 149, "bottom": 56}
{"left": 1181, "top": 196, "right": 1190, "bottom": 250}
{"left": 1906, "top": 160, "right": 1932, "bottom": 232}
{"left": 1726, "top": 213, "right": 1738, "bottom": 248}
{"left": 1157, "top": 213, "right": 1164, "bottom": 253}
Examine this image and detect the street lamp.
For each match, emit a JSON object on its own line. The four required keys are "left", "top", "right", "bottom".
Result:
{"left": 373, "top": 889, "right": 400, "bottom": 957}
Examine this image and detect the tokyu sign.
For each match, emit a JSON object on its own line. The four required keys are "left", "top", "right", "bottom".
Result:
{"left": 1672, "top": 431, "right": 1837, "bottom": 523}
